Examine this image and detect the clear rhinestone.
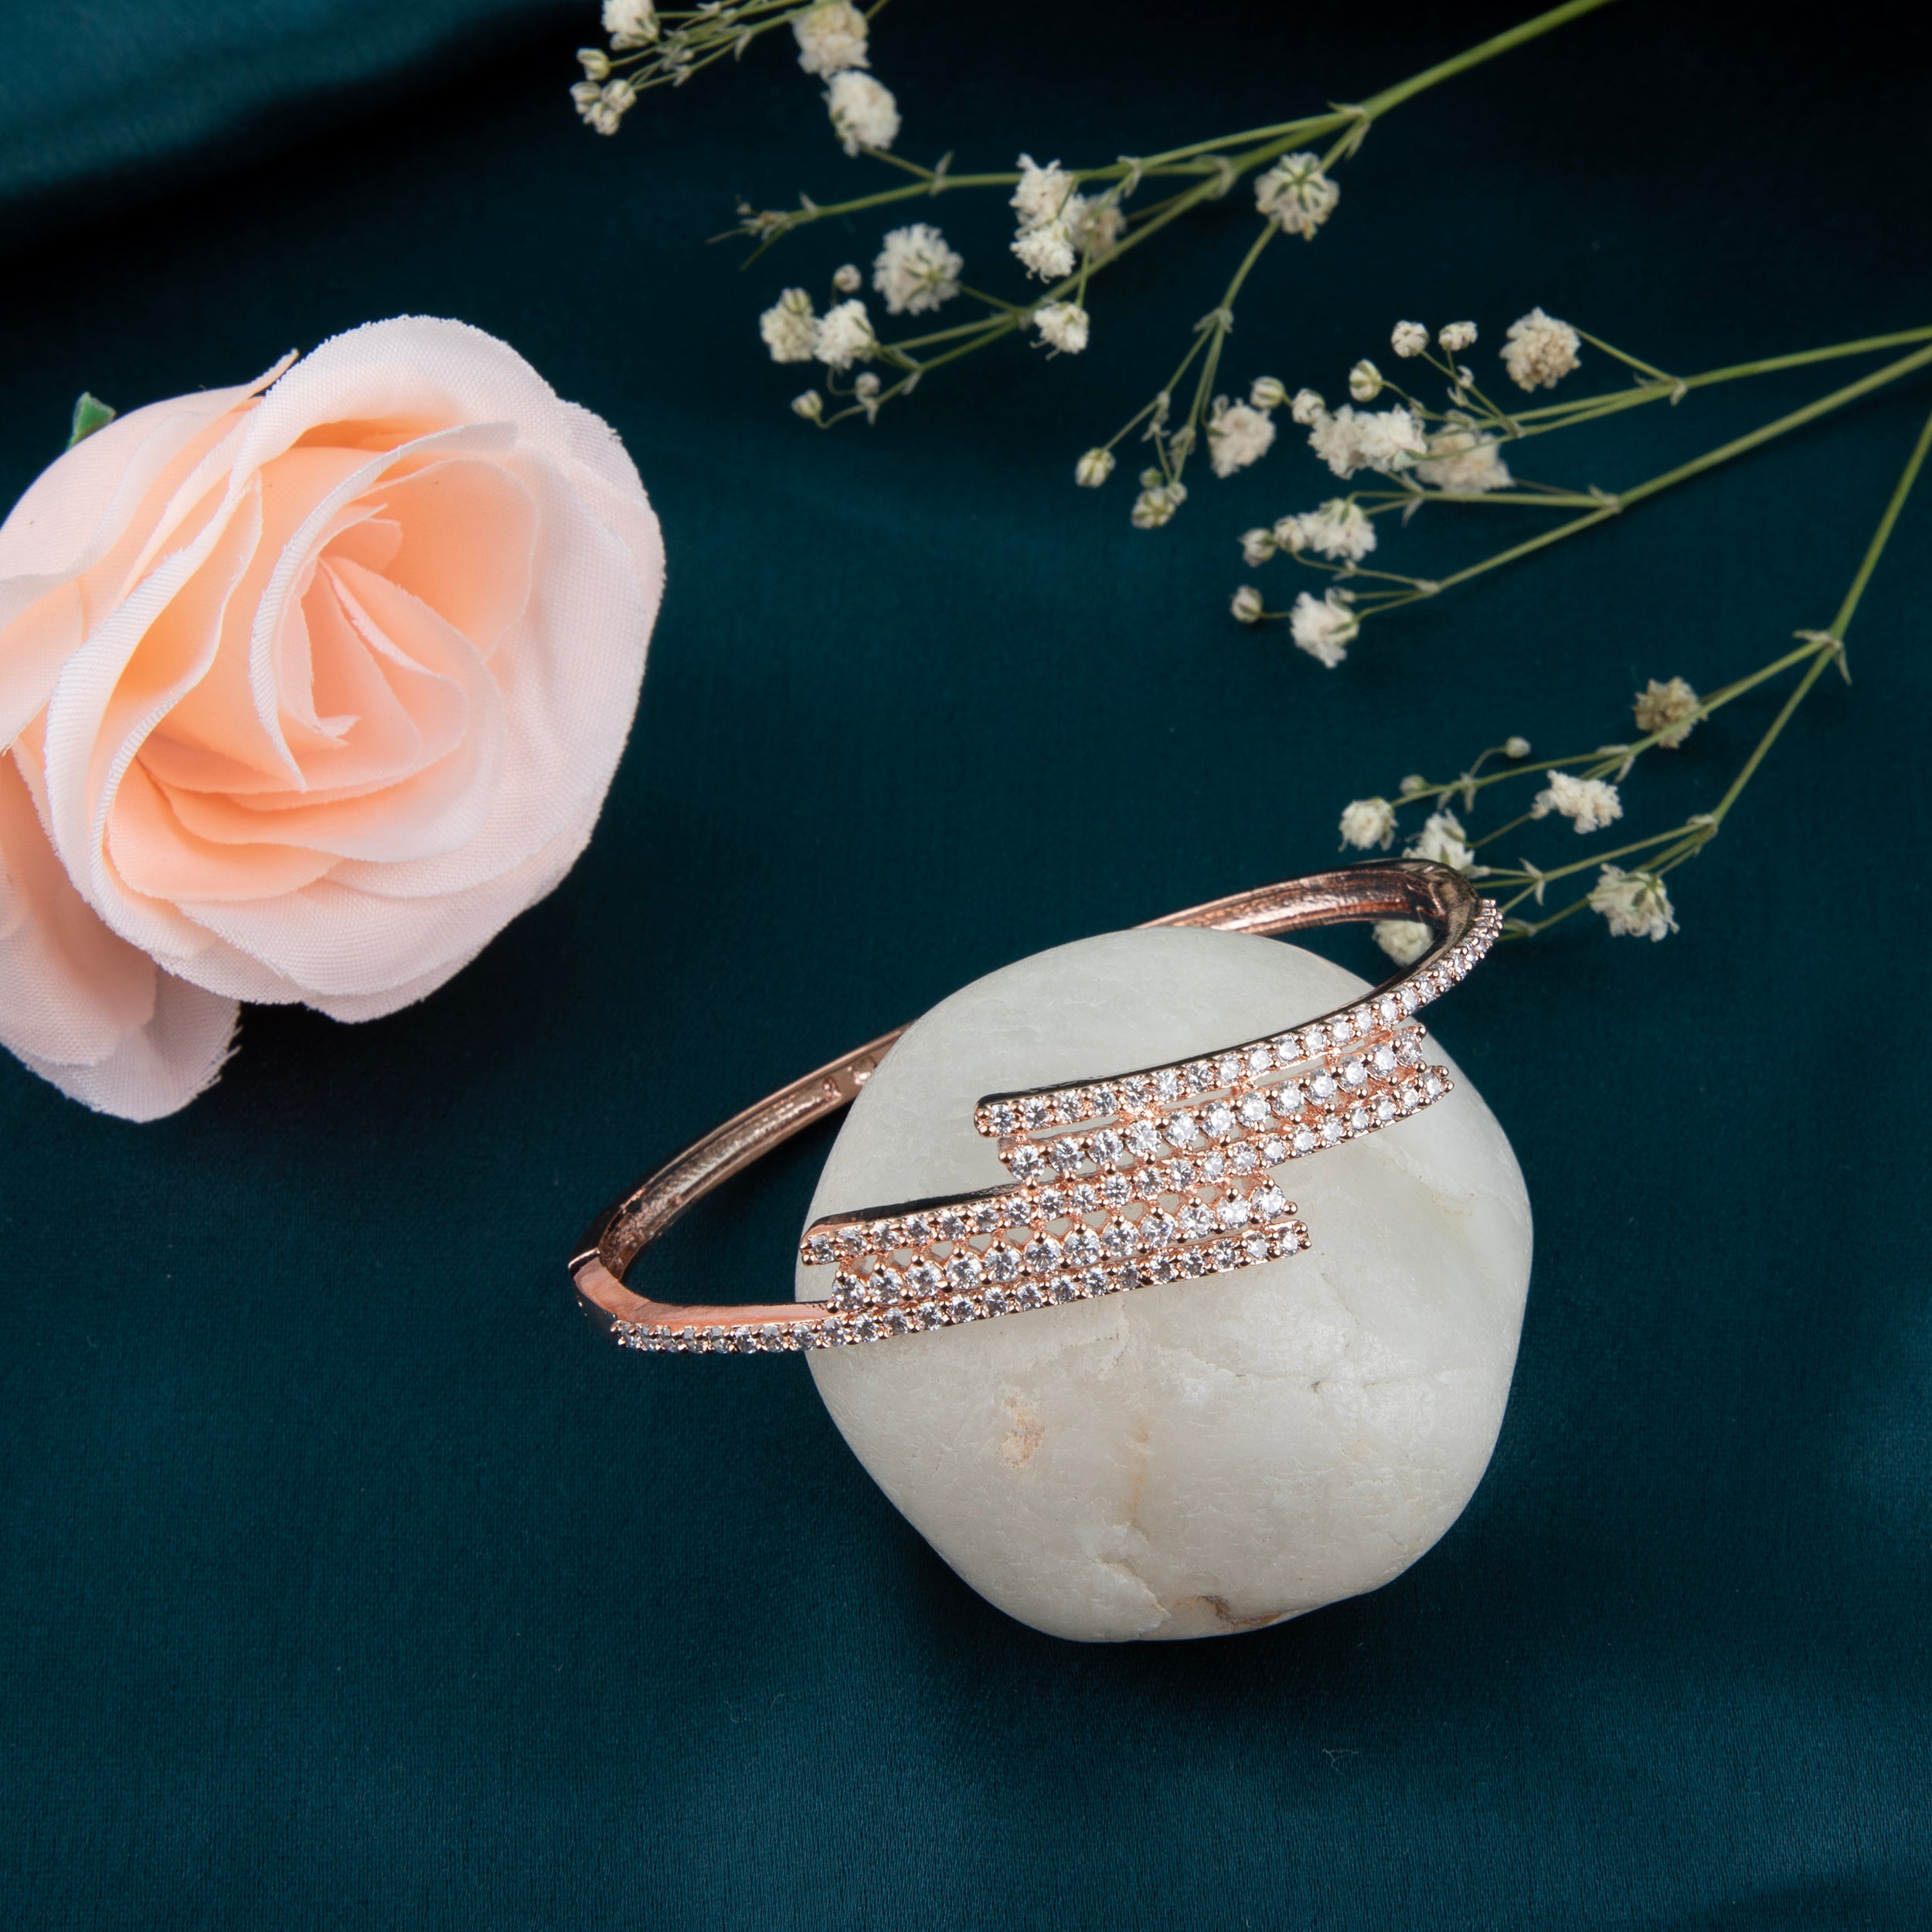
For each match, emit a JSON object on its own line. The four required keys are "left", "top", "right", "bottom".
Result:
{"left": 983, "top": 1285, "right": 1010, "bottom": 1315}
{"left": 1202, "top": 1101, "right": 1237, "bottom": 1141}
{"left": 1236, "top": 1092, "right": 1271, "bottom": 1130}
{"left": 1006, "top": 1144, "right": 1048, "bottom": 1182}
{"left": 1348, "top": 1104, "right": 1371, "bottom": 1131}
{"left": 1069, "top": 1182, "right": 1100, "bottom": 1214}
{"left": 1270, "top": 1032, "right": 1300, "bottom": 1065}
{"left": 1424, "top": 1071, "right": 1446, "bottom": 1100}
{"left": 1079, "top": 1267, "right": 1108, "bottom": 1297}
{"left": 1090, "top": 1128, "right": 1127, "bottom": 1168}
{"left": 1036, "top": 1186, "right": 1066, "bottom": 1221}
{"left": 1292, "top": 1126, "right": 1317, "bottom": 1155}
{"left": 985, "top": 1101, "right": 1019, "bottom": 1135}
{"left": 1342, "top": 1059, "right": 1369, "bottom": 1090}
{"left": 1049, "top": 1137, "right": 1086, "bottom": 1175}
{"left": 934, "top": 1209, "right": 968, "bottom": 1243}
{"left": 968, "top": 1199, "right": 1003, "bottom": 1235}
{"left": 1243, "top": 1231, "right": 1272, "bottom": 1264}
{"left": 1320, "top": 1117, "right": 1345, "bottom": 1146}
{"left": 1246, "top": 1044, "right": 1275, "bottom": 1078}
{"left": 1154, "top": 1066, "right": 1184, "bottom": 1103}
{"left": 1271, "top": 1083, "right": 1304, "bottom": 1118}
{"left": 1399, "top": 1081, "right": 1422, "bottom": 1114}
{"left": 913, "top": 1301, "right": 946, "bottom": 1331}
{"left": 1197, "top": 1150, "right": 1227, "bottom": 1183}
{"left": 1371, "top": 1043, "right": 1398, "bottom": 1077}
{"left": 1120, "top": 1075, "right": 1153, "bottom": 1109}
{"left": 987, "top": 1243, "right": 1022, "bottom": 1284}
{"left": 1209, "top": 1240, "right": 1237, "bottom": 1270}
{"left": 903, "top": 1260, "right": 943, "bottom": 1298}
{"left": 1400, "top": 983, "right": 1420, "bottom": 1013}
{"left": 1179, "top": 1202, "right": 1215, "bottom": 1241}
{"left": 1100, "top": 1173, "right": 1132, "bottom": 1207}
{"left": 833, "top": 1227, "right": 866, "bottom": 1261}
{"left": 1145, "top": 1253, "right": 1178, "bottom": 1284}
{"left": 882, "top": 1309, "right": 911, "bottom": 1336}
{"left": 1016, "top": 1281, "right": 1047, "bottom": 1309}
{"left": 1002, "top": 1193, "right": 1036, "bottom": 1228}
{"left": 1274, "top": 1225, "right": 1303, "bottom": 1257}
{"left": 832, "top": 1270, "right": 866, "bottom": 1310}
{"left": 1351, "top": 1008, "right": 1377, "bottom": 1039}
{"left": 1054, "top": 1089, "right": 1089, "bottom": 1124}
{"left": 1375, "top": 996, "right": 1400, "bottom": 1028}
{"left": 1216, "top": 1053, "right": 1246, "bottom": 1089}
{"left": 1022, "top": 1096, "right": 1053, "bottom": 1131}
{"left": 803, "top": 1231, "right": 837, "bottom": 1267}
{"left": 872, "top": 1263, "right": 905, "bottom": 1304}
{"left": 1216, "top": 1195, "right": 1250, "bottom": 1230}
{"left": 1179, "top": 1248, "right": 1208, "bottom": 1278}
{"left": 947, "top": 1296, "right": 975, "bottom": 1324}
{"left": 1141, "top": 1210, "right": 1178, "bottom": 1248}
{"left": 1260, "top": 1135, "right": 1289, "bottom": 1165}
{"left": 1100, "top": 1219, "right": 1140, "bottom": 1258}
{"left": 1022, "top": 1233, "right": 1063, "bottom": 1275}
{"left": 1061, "top": 1226, "right": 1102, "bottom": 1269}
{"left": 1125, "top": 1120, "right": 1165, "bottom": 1160}
{"left": 946, "top": 1251, "right": 984, "bottom": 1291}
{"left": 1329, "top": 1014, "right": 1354, "bottom": 1046}
{"left": 903, "top": 1213, "right": 935, "bottom": 1247}
{"left": 1134, "top": 1168, "right": 1168, "bottom": 1203}
{"left": 1230, "top": 1144, "right": 1259, "bottom": 1175}
{"left": 1310, "top": 1072, "right": 1338, "bottom": 1103}
{"left": 1168, "top": 1156, "right": 1197, "bottom": 1188}
{"left": 1252, "top": 1184, "right": 1287, "bottom": 1220}
{"left": 1164, "top": 1111, "right": 1202, "bottom": 1150}
{"left": 822, "top": 1317, "right": 849, "bottom": 1346}
{"left": 1375, "top": 1094, "right": 1396, "bottom": 1124}
{"left": 852, "top": 1315, "right": 879, "bottom": 1343}
{"left": 1090, "top": 1084, "right": 1120, "bottom": 1117}
{"left": 1185, "top": 1060, "right": 1216, "bottom": 1094}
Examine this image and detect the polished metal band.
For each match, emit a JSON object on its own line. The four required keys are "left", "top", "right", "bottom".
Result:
{"left": 571, "top": 860, "right": 1498, "bottom": 1354}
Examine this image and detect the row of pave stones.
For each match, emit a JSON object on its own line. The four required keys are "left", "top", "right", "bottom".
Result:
{"left": 974, "top": 900, "right": 1499, "bottom": 1138}
{"left": 611, "top": 1216, "right": 1312, "bottom": 1353}
{"left": 802, "top": 1046, "right": 1450, "bottom": 1273}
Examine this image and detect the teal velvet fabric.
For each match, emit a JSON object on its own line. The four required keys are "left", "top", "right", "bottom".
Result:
{"left": 2, "top": 3, "right": 1929, "bottom": 1924}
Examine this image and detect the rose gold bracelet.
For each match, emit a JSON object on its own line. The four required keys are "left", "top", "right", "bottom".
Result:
{"left": 570, "top": 860, "right": 1500, "bottom": 1355}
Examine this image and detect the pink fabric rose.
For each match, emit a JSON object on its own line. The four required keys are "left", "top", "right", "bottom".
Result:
{"left": 0, "top": 317, "right": 663, "bottom": 1120}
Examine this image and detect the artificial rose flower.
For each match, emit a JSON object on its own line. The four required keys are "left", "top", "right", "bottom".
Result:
{"left": 0, "top": 317, "right": 663, "bottom": 1120}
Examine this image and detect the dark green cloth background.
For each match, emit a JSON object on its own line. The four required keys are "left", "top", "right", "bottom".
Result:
{"left": 2, "top": 2, "right": 1927, "bottom": 1924}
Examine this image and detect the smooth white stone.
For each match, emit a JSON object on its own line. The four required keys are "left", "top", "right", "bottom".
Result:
{"left": 799, "top": 928, "right": 1531, "bottom": 1643}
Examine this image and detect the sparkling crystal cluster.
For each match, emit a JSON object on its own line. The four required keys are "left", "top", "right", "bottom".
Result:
{"left": 615, "top": 903, "right": 1497, "bottom": 1353}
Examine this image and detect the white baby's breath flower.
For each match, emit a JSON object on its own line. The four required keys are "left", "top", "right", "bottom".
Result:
{"left": 1254, "top": 154, "right": 1339, "bottom": 237}
{"left": 872, "top": 223, "right": 962, "bottom": 315}
{"left": 603, "top": 0, "right": 658, "bottom": 49}
{"left": 1012, "top": 219, "right": 1076, "bottom": 281}
{"left": 578, "top": 47, "right": 612, "bottom": 80}
{"left": 1033, "top": 301, "right": 1090, "bottom": 354}
{"left": 1066, "top": 195, "right": 1127, "bottom": 260}
{"left": 759, "top": 287, "right": 818, "bottom": 363}
{"left": 1274, "top": 498, "right": 1376, "bottom": 563}
{"left": 1589, "top": 866, "right": 1678, "bottom": 940}
{"left": 1075, "top": 447, "right": 1115, "bottom": 488}
{"left": 1011, "top": 155, "right": 1073, "bottom": 228}
{"left": 1288, "top": 588, "right": 1358, "bottom": 668}
{"left": 1502, "top": 307, "right": 1582, "bottom": 390}
{"left": 1634, "top": 676, "right": 1702, "bottom": 747}
{"left": 1532, "top": 769, "right": 1623, "bottom": 833}
{"left": 1131, "top": 481, "right": 1187, "bottom": 529}
{"left": 1206, "top": 400, "right": 1277, "bottom": 478}
{"left": 791, "top": 389, "right": 825, "bottom": 421}
{"left": 1230, "top": 585, "right": 1264, "bottom": 624}
{"left": 1373, "top": 919, "right": 1434, "bottom": 966}
{"left": 832, "top": 263, "right": 862, "bottom": 294}
{"left": 1413, "top": 424, "right": 1513, "bottom": 493}
{"left": 825, "top": 71, "right": 899, "bottom": 155}
{"left": 813, "top": 298, "right": 876, "bottom": 370}
{"left": 1505, "top": 736, "right": 1532, "bottom": 759}
{"left": 1308, "top": 404, "right": 1427, "bottom": 480}
{"left": 1438, "top": 321, "right": 1478, "bottom": 352}
{"left": 1289, "top": 387, "right": 1326, "bottom": 427}
{"left": 1391, "top": 321, "right": 1429, "bottom": 359}
{"left": 573, "top": 77, "right": 632, "bottom": 134}
{"left": 1339, "top": 797, "right": 1397, "bottom": 851}
{"left": 793, "top": 1, "right": 869, "bottom": 76}
{"left": 1348, "top": 359, "right": 1383, "bottom": 403}
{"left": 1405, "top": 808, "right": 1481, "bottom": 874}
{"left": 852, "top": 371, "right": 883, "bottom": 421}
{"left": 1240, "top": 526, "right": 1278, "bottom": 566}
{"left": 1250, "top": 376, "right": 1289, "bottom": 412}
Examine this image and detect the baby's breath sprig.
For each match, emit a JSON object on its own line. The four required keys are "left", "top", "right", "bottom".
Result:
{"left": 573, "top": 1, "right": 893, "bottom": 136}
{"left": 726, "top": 2, "right": 1619, "bottom": 477}
{"left": 1333, "top": 402, "right": 1931, "bottom": 958}
{"left": 1238, "top": 313, "right": 1932, "bottom": 667}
